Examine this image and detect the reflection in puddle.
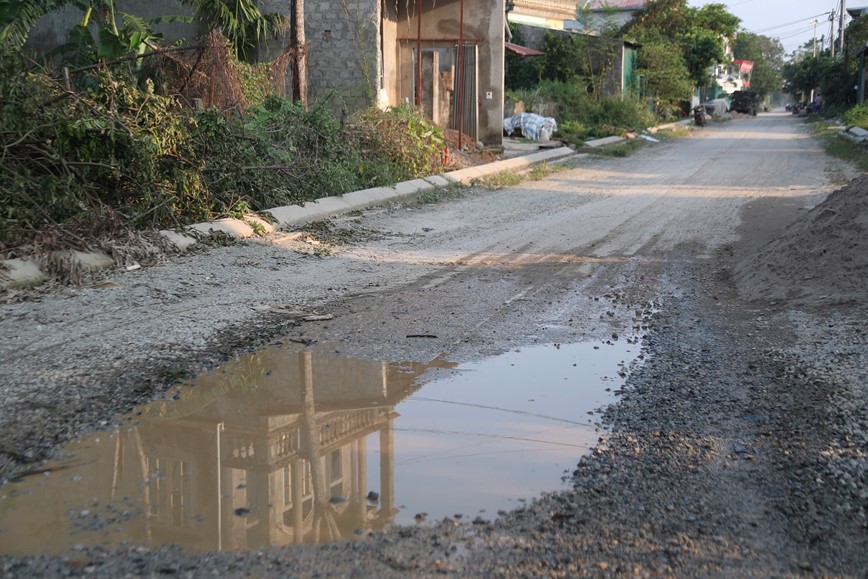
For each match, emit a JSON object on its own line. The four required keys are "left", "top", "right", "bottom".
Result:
{"left": 0, "top": 341, "right": 638, "bottom": 555}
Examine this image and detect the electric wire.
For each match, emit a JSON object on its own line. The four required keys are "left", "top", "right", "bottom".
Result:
{"left": 750, "top": 12, "right": 832, "bottom": 34}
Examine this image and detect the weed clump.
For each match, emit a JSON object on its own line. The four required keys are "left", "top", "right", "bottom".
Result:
{"left": 843, "top": 104, "right": 868, "bottom": 130}
{"left": 508, "top": 79, "right": 655, "bottom": 146}
{"left": 0, "top": 48, "right": 444, "bottom": 259}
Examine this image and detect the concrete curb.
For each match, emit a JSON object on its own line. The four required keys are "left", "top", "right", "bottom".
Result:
{"left": 1, "top": 147, "right": 576, "bottom": 290}
{"left": 844, "top": 126, "right": 868, "bottom": 143}
{"left": 583, "top": 119, "right": 694, "bottom": 148}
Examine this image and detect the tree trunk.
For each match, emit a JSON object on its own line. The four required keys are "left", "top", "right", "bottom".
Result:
{"left": 291, "top": 0, "right": 308, "bottom": 109}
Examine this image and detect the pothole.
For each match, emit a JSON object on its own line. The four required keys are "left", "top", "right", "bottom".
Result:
{"left": 0, "top": 340, "right": 641, "bottom": 555}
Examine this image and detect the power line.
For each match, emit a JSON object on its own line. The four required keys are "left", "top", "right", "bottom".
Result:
{"left": 750, "top": 12, "right": 832, "bottom": 34}
{"left": 775, "top": 24, "right": 821, "bottom": 42}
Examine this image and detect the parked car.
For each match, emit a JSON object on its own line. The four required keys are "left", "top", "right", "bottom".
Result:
{"left": 729, "top": 90, "right": 760, "bottom": 116}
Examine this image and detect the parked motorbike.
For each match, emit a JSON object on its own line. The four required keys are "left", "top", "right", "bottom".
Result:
{"left": 693, "top": 105, "right": 706, "bottom": 127}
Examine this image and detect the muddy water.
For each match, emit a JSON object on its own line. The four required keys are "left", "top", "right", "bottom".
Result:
{"left": 0, "top": 341, "right": 638, "bottom": 555}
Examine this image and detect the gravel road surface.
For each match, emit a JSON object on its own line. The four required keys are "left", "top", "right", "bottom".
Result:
{"left": 1, "top": 113, "right": 866, "bottom": 577}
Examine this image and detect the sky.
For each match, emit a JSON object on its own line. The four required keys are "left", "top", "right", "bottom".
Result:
{"left": 687, "top": 0, "right": 847, "bottom": 57}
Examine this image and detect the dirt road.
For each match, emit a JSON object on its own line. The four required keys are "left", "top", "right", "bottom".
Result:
{"left": 1, "top": 113, "right": 866, "bottom": 576}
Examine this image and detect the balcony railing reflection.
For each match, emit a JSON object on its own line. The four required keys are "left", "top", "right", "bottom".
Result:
{"left": 120, "top": 347, "right": 453, "bottom": 548}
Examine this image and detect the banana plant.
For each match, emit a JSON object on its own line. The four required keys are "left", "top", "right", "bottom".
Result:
{"left": 0, "top": 0, "right": 112, "bottom": 49}
{"left": 55, "top": 12, "right": 191, "bottom": 68}
{"left": 178, "top": 0, "right": 288, "bottom": 60}
{"left": 1, "top": 0, "right": 192, "bottom": 73}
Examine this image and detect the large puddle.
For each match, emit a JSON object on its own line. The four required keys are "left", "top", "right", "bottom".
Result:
{"left": 0, "top": 341, "right": 639, "bottom": 555}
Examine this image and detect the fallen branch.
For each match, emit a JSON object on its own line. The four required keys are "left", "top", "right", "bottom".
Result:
{"left": 65, "top": 44, "right": 204, "bottom": 75}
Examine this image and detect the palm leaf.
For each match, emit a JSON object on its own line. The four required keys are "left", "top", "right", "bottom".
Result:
{"left": 0, "top": 0, "right": 87, "bottom": 49}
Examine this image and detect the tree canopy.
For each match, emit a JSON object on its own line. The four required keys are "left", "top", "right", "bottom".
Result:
{"left": 621, "top": 0, "right": 739, "bottom": 91}
{"left": 781, "top": 15, "right": 868, "bottom": 109}
{"left": 733, "top": 32, "right": 783, "bottom": 99}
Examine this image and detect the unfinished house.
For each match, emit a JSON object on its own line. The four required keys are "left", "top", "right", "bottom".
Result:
{"left": 268, "top": 0, "right": 506, "bottom": 146}
{"left": 387, "top": 0, "right": 506, "bottom": 145}
{"left": 26, "top": 0, "right": 507, "bottom": 145}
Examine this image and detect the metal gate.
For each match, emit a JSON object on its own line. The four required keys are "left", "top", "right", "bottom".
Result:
{"left": 451, "top": 44, "right": 478, "bottom": 142}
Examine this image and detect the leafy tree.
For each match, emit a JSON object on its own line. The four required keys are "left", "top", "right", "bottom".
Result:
{"left": 635, "top": 34, "right": 694, "bottom": 118}
{"left": 623, "top": 0, "right": 692, "bottom": 39}
{"left": 844, "top": 14, "right": 868, "bottom": 62}
{"left": 1, "top": 0, "right": 191, "bottom": 81}
{"left": 733, "top": 32, "right": 783, "bottom": 99}
{"left": 783, "top": 53, "right": 850, "bottom": 109}
{"left": 621, "top": 0, "right": 739, "bottom": 90}
{"left": 0, "top": 0, "right": 286, "bottom": 62}
{"left": 540, "top": 32, "right": 590, "bottom": 82}
{"left": 781, "top": 14, "right": 868, "bottom": 110}
{"left": 505, "top": 24, "right": 543, "bottom": 91}
{"left": 681, "top": 29, "right": 726, "bottom": 86}
{"left": 694, "top": 3, "right": 740, "bottom": 38}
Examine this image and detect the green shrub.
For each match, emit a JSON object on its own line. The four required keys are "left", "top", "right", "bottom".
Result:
{"left": 0, "top": 59, "right": 214, "bottom": 246}
{"left": 0, "top": 48, "right": 448, "bottom": 252}
{"left": 350, "top": 104, "right": 445, "bottom": 181}
{"left": 843, "top": 104, "right": 868, "bottom": 129}
{"left": 232, "top": 60, "right": 273, "bottom": 108}
{"left": 521, "top": 79, "right": 655, "bottom": 145}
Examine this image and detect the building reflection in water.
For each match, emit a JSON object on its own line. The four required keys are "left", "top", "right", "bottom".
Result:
{"left": 0, "top": 346, "right": 455, "bottom": 554}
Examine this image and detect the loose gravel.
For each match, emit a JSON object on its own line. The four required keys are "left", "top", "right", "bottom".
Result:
{"left": 1, "top": 120, "right": 866, "bottom": 576}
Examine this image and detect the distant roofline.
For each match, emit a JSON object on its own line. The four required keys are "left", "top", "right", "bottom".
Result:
{"left": 582, "top": 0, "right": 646, "bottom": 12}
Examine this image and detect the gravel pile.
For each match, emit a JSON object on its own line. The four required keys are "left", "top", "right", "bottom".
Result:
{"left": 734, "top": 174, "right": 868, "bottom": 304}
{"left": 3, "top": 259, "right": 866, "bottom": 577}
{"left": 2, "top": 131, "right": 866, "bottom": 575}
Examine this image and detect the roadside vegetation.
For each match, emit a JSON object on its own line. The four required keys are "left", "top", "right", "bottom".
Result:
{"left": 506, "top": 27, "right": 656, "bottom": 145}
{"left": 505, "top": 0, "right": 744, "bottom": 148}
{"left": 0, "top": 1, "right": 444, "bottom": 259}
{"left": 783, "top": 13, "right": 868, "bottom": 117}
{"left": 473, "top": 162, "right": 567, "bottom": 190}
{"left": 781, "top": 12, "right": 868, "bottom": 171}
{"left": 806, "top": 117, "right": 868, "bottom": 172}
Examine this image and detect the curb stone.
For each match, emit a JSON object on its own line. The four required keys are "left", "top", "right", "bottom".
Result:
{"left": 1, "top": 147, "right": 576, "bottom": 290}
{"left": 583, "top": 119, "right": 694, "bottom": 148}
{"left": 845, "top": 126, "right": 868, "bottom": 142}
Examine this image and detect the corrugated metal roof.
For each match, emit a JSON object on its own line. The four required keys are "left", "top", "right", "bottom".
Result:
{"left": 583, "top": 0, "right": 646, "bottom": 11}
{"left": 505, "top": 42, "right": 546, "bottom": 56}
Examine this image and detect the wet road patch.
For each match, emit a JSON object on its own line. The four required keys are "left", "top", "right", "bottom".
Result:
{"left": 0, "top": 341, "right": 639, "bottom": 554}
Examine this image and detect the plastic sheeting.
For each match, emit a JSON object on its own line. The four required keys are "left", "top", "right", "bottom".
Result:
{"left": 503, "top": 113, "right": 557, "bottom": 142}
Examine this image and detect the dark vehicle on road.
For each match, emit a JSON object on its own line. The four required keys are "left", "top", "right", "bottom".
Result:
{"left": 729, "top": 90, "right": 759, "bottom": 116}
{"left": 693, "top": 105, "right": 706, "bottom": 127}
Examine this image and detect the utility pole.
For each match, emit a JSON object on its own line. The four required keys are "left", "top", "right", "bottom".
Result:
{"left": 830, "top": 11, "right": 836, "bottom": 57}
{"left": 840, "top": 0, "right": 847, "bottom": 56}
{"left": 811, "top": 19, "right": 819, "bottom": 104}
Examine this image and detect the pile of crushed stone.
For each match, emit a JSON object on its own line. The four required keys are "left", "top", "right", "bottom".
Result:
{"left": 734, "top": 174, "right": 868, "bottom": 304}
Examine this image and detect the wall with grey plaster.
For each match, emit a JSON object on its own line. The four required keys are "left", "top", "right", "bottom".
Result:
{"left": 25, "top": 1, "right": 198, "bottom": 59}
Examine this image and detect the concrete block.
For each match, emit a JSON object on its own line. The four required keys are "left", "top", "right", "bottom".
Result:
{"left": 190, "top": 218, "right": 255, "bottom": 239}
{"left": 69, "top": 250, "right": 115, "bottom": 272}
{"left": 424, "top": 175, "right": 452, "bottom": 187}
{"left": 648, "top": 119, "right": 692, "bottom": 134}
{"left": 444, "top": 147, "right": 575, "bottom": 184}
{"left": 243, "top": 214, "right": 275, "bottom": 234}
{"left": 847, "top": 126, "right": 868, "bottom": 141}
{"left": 584, "top": 135, "right": 625, "bottom": 148}
{"left": 0, "top": 258, "right": 47, "bottom": 289}
{"left": 160, "top": 229, "right": 199, "bottom": 252}
{"left": 391, "top": 178, "right": 436, "bottom": 197}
